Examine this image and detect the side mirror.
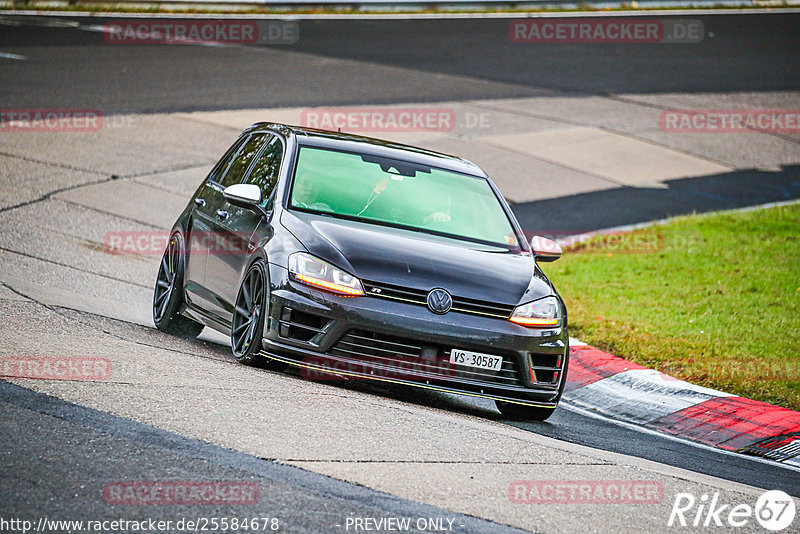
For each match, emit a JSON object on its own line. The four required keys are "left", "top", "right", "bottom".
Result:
{"left": 223, "top": 183, "right": 261, "bottom": 209}
{"left": 531, "top": 236, "right": 562, "bottom": 262}
{"left": 223, "top": 184, "right": 272, "bottom": 219}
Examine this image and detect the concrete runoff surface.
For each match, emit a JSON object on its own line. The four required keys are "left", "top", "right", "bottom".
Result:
{"left": 173, "top": 99, "right": 800, "bottom": 228}
{"left": 1, "top": 94, "right": 799, "bottom": 531}
{"left": 0, "top": 380, "right": 531, "bottom": 534}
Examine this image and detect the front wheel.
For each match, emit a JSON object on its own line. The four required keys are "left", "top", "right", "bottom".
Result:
{"left": 231, "top": 261, "right": 270, "bottom": 366}
{"left": 495, "top": 401, "right": 556, "bottom": 421}
{"left": 153, "top": 233, "right": 204, "bottom": 338}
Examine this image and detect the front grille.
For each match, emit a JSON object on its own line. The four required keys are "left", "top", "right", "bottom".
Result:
{"left": 362, "top": 281, "right": 515, "bottom": 319}
{"left": 328, "top": 329, "right": 522, "bottom": 386}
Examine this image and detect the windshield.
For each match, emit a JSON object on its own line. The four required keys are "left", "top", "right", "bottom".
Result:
{"left": 289, "top": 146, "right": 521, "bottom": 251}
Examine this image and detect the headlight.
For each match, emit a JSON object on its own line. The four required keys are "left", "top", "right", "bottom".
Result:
{"left": 509, "top": 296, "right": 560, "bottom": 327}
{"left": 288, "top": 252, "right": 364, "bottom": 297}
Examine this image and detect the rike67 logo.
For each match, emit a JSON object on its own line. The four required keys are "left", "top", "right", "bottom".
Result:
{"left": 668, "top": 490, "right": 795, "bottom": 531}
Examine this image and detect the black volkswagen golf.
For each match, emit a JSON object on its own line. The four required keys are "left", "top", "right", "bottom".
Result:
{"left": 153, "top": 122, "right": 568, "bottom": 420}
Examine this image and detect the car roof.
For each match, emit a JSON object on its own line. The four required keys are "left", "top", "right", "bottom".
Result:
{"left": 243, "top": 122, "right": 487, "bottom": 178}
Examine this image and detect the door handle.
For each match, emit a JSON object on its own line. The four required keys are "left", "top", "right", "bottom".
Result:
{"left": 194, "top": 198, "right": 206, "bottom": 207}
{"left": 216, "top": 209, "right": 228, "bottom": 220}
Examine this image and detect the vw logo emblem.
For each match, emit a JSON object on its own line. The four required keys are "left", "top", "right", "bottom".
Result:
{"left": 426, "top": 288, "right": 452, "bottom": 315}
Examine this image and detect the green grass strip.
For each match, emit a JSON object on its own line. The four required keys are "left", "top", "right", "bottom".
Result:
{"left": 546, "top": 203, "right": 800, "bottom": 410}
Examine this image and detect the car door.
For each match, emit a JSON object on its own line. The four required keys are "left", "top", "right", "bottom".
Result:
{"left": 184, "top": 133, "right": 250, "bottom": 312}
{"left": 202, "top": 132, "right": 274, "bottom": 322}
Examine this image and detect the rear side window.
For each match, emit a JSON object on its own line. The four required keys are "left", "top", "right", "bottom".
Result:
{"left": 245, "top": 136, "right": 283, "bottom": 207}
{"left": 218, "top": 133, "right": 271, "bottom": 188}
{"left": 207, "top": 134, "right": 249, "bottom": 185}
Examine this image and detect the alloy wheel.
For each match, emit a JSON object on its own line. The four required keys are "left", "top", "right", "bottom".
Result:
{"left": 153, "top": 235, "right": 180, "bottom": 324}
{"left": 232, "top": 263, "right": 266, "bottom": 359}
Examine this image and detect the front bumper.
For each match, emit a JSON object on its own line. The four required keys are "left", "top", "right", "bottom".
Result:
{"left": 262, "top": 264, "right": 569, "bottom": 408}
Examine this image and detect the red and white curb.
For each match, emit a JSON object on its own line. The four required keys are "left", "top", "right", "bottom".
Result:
{"left": 564, "top": 338, "right": 800, "bottom": 467}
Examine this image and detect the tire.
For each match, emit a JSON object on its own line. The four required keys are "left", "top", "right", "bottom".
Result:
{"left": 153, "top": 233, "right": 204, "bottom": 338}
{"left": 495, "top": 401, "right": 556, "bottom": 421}
{"left": 231, "top": 261, "right": 270, "bottom": 366}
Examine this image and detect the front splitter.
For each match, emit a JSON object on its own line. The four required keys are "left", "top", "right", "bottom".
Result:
{"left": 258, "top": 346, "right": 559, "bottom": 410}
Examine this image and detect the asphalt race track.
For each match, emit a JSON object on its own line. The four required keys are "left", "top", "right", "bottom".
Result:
{"left": 2, "top": 12, "right": 799, "bottom": 233}
{"left": 1, "top": 11, "right": 799, "bottom": 533}
{"left": 2, "top": 14, "right": 799, "bottom": 109}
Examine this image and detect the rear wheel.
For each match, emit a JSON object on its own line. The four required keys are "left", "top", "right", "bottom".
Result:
{"left": 153, "top": 233, "right": 204, "bottom": 338}
{"left": 495, "top": 401, "right": 555, "bottom": 421}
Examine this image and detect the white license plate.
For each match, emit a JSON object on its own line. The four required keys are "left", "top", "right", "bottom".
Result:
{"left": 449, "top": 349, "right": 503, "bottom": 371}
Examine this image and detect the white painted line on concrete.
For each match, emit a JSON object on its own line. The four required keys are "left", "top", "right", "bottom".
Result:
{"left": 80, "top": 24, "right": 111, "bottom": 33}
{"left": 564, "top": 368, "right": 733, "bottom": 424}
{"left": 0, "top": 52, "right": 26, "bottom": 60}
{"left": 562, "top": 401, "right": 800, "bottom": 474}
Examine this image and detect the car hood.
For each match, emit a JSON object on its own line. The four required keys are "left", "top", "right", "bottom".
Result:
{"left": 281, "top": 210, "right": 554, "bottom": 306}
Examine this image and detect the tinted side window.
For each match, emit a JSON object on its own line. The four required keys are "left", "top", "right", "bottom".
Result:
{"left": 207, "top": 134, "right": 249, "bottom": 185}
{"left": 245, "top": 136, "right": 283, "bottom": 206}
{"left": 219, "top": 133, "right": 270, "bottom": 188}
